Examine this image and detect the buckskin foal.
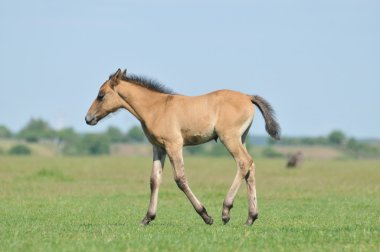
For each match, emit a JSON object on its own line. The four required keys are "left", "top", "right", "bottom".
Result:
{"left": 85, "top": 68, "right": 280, "bottom": 226}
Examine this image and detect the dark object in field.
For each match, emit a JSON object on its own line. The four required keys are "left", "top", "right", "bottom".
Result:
{"left": 287, "top": 151, "right": 303, "bottom": 168}
{"left": 85, "top": 68, "right": 281, "bottom": 226}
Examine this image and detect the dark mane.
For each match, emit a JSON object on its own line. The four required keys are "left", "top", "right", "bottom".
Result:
{"left": 110, "top": 71, "right": 175, "bottom": 94}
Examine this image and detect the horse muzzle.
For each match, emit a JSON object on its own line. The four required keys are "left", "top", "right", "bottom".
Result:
{"left": 85, "top": 114, "right": 98, "bottom": 125}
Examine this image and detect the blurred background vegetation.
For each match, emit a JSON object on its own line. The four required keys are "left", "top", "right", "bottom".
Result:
{"left": 0, "top": 118, "right": 379, "bottom": 159}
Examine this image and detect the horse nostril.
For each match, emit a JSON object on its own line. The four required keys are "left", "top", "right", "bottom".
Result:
{"left": 85, "top": 115, "right": 92, "bottom": 124}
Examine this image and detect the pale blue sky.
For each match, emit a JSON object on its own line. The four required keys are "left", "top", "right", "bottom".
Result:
{"left": 0, "top": 0, "right": 379, "bottom": 138}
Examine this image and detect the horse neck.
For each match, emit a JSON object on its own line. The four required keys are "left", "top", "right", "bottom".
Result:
{"left": 116, "top": 82, "right": 166, "bottom": 122}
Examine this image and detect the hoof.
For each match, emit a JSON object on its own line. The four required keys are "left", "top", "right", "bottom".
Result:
{"left": 198, "top": 206, "right": 213, "bottom": 225}
{"left": 245, "top": 213, "right": 258, "bottom": 226}
{"left": 140, "top": 218, "right": 150, "bottom": 226}
{"left": 222, "top": 215, "right": 230, "bottom": 224}
{"left": 140, "top": 215, "right": 154, "bottom": 226}
{"left": 204, "top": 216, "right": 214, "bottom": 225}
{"left": 222, "top": 203, "right": 233, "bottom": 224}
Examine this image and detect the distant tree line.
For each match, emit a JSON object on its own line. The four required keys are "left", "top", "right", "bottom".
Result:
{"left": 269, "top": 130, "right": 380, "bottom": 159}
{"left": 1, "top": 121, "right": 379, "bottom": 158}
{"left": 268, "top": 130, "right": 347, "bottom": 146}
{"left": 0, "top": 118, "right": 146, "bottom": 155}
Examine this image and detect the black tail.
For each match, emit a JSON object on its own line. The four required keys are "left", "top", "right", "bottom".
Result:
{"left": 251, "top": 95, "right": 281, "bottom": 140}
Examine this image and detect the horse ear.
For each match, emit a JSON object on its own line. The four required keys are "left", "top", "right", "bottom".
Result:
{"left": 111, "top": 68, "right": 122, "bottom": 87}
{"left": 122, "top": 69, "right": 127, "bottom": 77}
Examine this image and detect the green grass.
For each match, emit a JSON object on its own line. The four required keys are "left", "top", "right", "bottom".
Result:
{"left": 0, "top": 156, "right": 379, "bottom": 251}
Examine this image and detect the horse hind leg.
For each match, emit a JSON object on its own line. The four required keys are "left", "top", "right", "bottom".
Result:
{"left": 221, "top": 137, "right": 254, "bottom": 225}
{"left": 222, "top": 164, "right": 245, "bottom": 224}
{"left": 244, "top": 161, "right": 258, "bottom": 225}
{"left": 241, "top": 125, "right": 259, "bottom": 225}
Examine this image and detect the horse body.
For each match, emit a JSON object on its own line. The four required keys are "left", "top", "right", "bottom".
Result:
{"left": 140, "top": 90, "right": 254, "bottom": 147}
{"left": 85, "top": 69, "right": 280, "bottom": 226}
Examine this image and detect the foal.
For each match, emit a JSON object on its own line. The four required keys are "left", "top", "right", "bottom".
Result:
{"left": 85, "top": 68, "right": 280, "bottom": 226}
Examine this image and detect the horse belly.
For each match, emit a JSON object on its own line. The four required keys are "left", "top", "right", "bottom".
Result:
{"left": 181, "top": 118, "right": 217, "bottom": 146}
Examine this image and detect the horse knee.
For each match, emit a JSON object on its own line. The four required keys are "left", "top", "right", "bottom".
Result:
{"left": 150, "top": 176, "right": 158, "bottom": 191}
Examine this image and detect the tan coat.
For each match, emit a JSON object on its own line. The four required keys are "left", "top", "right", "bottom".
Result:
{"left": 86, "top": 69, "right": 280, "bottom": 226}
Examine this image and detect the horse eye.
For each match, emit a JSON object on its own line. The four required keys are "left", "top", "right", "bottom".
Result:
{"left": 97, "top": 93, "right": 105, "bottom": 101}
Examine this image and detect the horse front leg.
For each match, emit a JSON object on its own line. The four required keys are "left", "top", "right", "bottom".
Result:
{"left": 141, "top": 146, "right": 166, "bottom": 225}
{"left": 166, "top": 146, "right": 213, "bottom": 225}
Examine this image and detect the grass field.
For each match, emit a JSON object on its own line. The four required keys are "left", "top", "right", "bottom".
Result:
{"left": 1, "top": 156, "right": 379, "bottom": 251}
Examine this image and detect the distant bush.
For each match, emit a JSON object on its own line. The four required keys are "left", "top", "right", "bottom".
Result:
{"left": 56, "top": 127, "right": 79, "bottom": 143}
{"left": 270, "top": 136, "right": 329, "bottom": 146}
{"left": 262, "top": 147, "right": 283, "bottom": 158}
{"left": 186, "top": 145, "right": 205, "bottom": 155}
{"left": 208, "top": 143, "right": 229, "bottom": 156}
{"left": 0, "top": 125, "right": 12, "bottom": 138}
{"left": 186, "top": 142, "right": 229, "bottom": 156}
{"left": 8, "top": 144, "right": 32, "bottom": 155}
{"left": 17, "top": 118, "right": 55, "bottom": 142}
{"left": 62, "top": 133, "right": 110, "bottom": 155}
{"left": 344, "top": 138, "right": 380, "bottom": 159}
{"left": 81, "top": 134, "right": 110, "bottom": 155}
{"left": 61, "top": 141, "right": 82, "bottom": 155}
{"left": 328, "top": 130, "right": 346, "bottom": 146}
{"left": 106, "top": 126, "right": 128, "bottom": 143}
{"left": 126, "top": 126, "right": 146, "bottom": 143}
